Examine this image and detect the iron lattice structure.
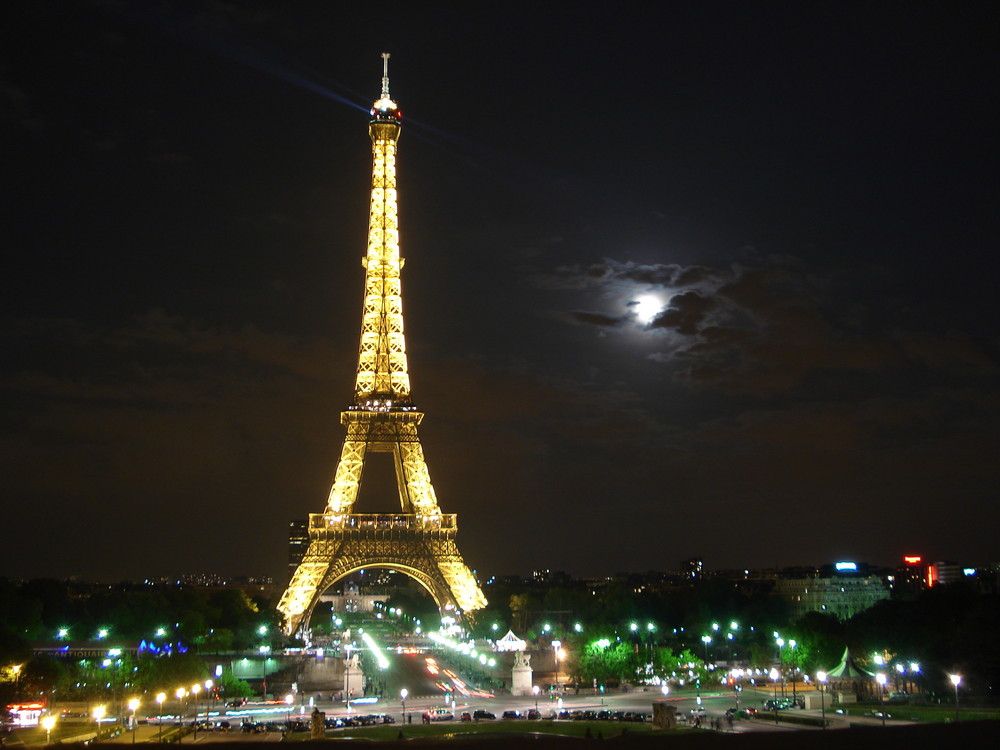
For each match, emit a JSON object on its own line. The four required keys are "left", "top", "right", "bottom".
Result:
{"left": 278, "top": 54, "right": 487, "bottom": 636}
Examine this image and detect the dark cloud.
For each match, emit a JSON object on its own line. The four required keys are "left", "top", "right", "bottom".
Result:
{"left": 649, "top": 291, "right": 717, "bottom": 335}
{"left": 561, "top": 310, "right": 627, "bottom": 328}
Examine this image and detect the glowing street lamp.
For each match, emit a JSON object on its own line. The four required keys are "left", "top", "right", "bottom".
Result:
{"left": 875, "top": 673, "right": 887, "bottom": 726}
{"left": 533, "top": 684, "right": 540, "bottom": 712}
{"left": 41, "top": 715, "right": 57, "bottom": 745}
{"left": 949, "top": 674, "right": 961, "bottom": 722}
{"left": 701, "top": 635, "right": 712, "bottom": 665}
{"left": 93, "top": 705, "right": 106, "bottom": 742}
{"left": 817, "top": 671, "right": 827, "bottom": 729}
{"left": 400, "top": 687, "right": 408, "bottom": 720}
{"left": 175, "top": 688, "right": 186, "bottom": 741}
{"left": 156, "top": 692, "right": 166, "bottom": 743}
{"left": 205, "top": 679, "right": 214, "bottom": 718}
{"left": 128, "top": 698, "right": 140, "bottom": 744}
{"left": 769, "top": 668, "right": 780, "bottom": 724}
{"left": 191, "top": 684, "right": 201, "bottom": 739}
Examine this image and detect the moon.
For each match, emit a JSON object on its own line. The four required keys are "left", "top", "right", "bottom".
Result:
{"left": 633, "top": 295, "right": 663, "bottom": 324}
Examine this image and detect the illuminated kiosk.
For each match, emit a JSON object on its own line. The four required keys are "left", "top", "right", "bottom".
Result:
{"left": 277, "top": 53, "right": 486, "bottom": 637}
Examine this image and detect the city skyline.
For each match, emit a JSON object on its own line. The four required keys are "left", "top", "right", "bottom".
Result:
{"left": 2, "top": 2, "right": 997, "bottom": 582}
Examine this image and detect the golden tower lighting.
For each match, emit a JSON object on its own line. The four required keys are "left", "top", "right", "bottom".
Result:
{"left": 278, "top": 53, "right": 486, "bottom": 636}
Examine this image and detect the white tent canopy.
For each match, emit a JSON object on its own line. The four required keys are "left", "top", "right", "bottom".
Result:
{"left": 494, "top": 629, "right": 527, "bottom": 652}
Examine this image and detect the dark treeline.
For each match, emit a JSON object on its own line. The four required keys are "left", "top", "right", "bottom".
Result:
{"left": 2, "top": 576, "right": 998, "bottom": 706}
{"left": 454, "top": 577, "right": 1000, "bottom": 700}
{"left": 0, "top": 578, "right": 278, "bottom": 707}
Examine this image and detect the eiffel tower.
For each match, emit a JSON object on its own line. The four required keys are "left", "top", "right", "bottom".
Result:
{"left": 278, "top": 54, "right": 487, "bottom": 636}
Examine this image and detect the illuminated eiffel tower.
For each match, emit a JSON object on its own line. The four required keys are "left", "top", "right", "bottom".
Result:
{"left": 278, "top": 54, "right": 487, "bottom": 636}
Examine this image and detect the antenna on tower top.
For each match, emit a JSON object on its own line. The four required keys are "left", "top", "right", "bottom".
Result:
{"left": 381, "top": 52, "right": 391, "bottom": 98}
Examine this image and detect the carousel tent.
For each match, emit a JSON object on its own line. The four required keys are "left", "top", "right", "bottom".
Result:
{"left": 494, "top": 629, "right": 527, "bottom": 652}
{"left": 826, "top": 647, "right": 874, "bottom": 680}
{"left": 824, "top": 647, "right": 876, "bottom": 699}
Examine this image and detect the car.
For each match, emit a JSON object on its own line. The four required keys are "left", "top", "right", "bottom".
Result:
{"left": 472, "top": 710, "right": 496, "bottom": 720}
{"left": 526, "top": 709, "right": 540, "bottom": 720}
{"left": 501, "top": 710, "right": 522, "bottom": 720}
{"left": 460, "top": 712, "right": 472, "bottom": 722}
{"left": 424, "top": 708, "right": 454, "bottom": 722}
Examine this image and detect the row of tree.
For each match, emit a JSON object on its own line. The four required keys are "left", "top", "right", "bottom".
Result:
{"left": 452, "top": 578, "right": 1000, "bottom": 700}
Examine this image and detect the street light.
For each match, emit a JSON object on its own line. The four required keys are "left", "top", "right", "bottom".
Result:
{"left": 775, "top": 637, "right": 785, "bottom": 698}
{"left": 156, "top": 693, "right": 166, "bottom": 743}
{"left": 400, "top": 688, "right": 408, "bottom": 721}
{"left": 701, "top": 635, "right": 712, "bottom": 665}
{"left": 41, "top": 715, "right": 56, "bottom": 745}
{"left": 175, "top": 688, "right": 186, "bottom": 742}
{"left": 93, "top": 705, "right": 106, "bottom": 742}
{"left": 876, "top": 673, "right": 887, "bottom": 726}
{"left": 769, "top": 668, "right": 780, "bottom": 724}
{"left": 205, "top": 680, "right": 214, "bottom": 720}
{"left": 533, "top": 684, "right": 539, "bottom": 713}
{"left": 552, "top": 640, "right": 563, "bottom": 687}
{"left": 128, "top": 698, "right": 140, "bottom": 744}
{"left": 817, "top": 671, "right": 827, "bottom": 729}
{"left": 787, "top": 640, "right": 798, "bottom": 703}
{"left": 191, "top": 684, "right": 201, "bottom": 739}
{"left": 949, "top": 674, "right": 961, "bottom": 722}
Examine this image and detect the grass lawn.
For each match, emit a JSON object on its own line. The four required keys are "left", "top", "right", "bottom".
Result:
{"left": 287, "top": 719, "right": 679, "bottom": 741}
{"left": 835, "top": 704, "right": 1000, "bottom": 723}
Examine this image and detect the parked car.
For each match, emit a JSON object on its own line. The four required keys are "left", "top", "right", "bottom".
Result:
{"left": 502, "top": 710, "right": 522, "bottom": 720}
{"left": 424, "top": 708, "right": 454, "bottom": 722}
{"left": 472, "top": 710, "right": 496, "bottom": 720}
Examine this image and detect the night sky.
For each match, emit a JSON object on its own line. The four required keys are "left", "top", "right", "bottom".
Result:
{"left": 3, "top": 1, "right": 997, "bottom": 583}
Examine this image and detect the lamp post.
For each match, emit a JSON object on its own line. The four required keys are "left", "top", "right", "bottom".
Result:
{"left": 769, "top": 668, "right": 780, "bottom": 724}
{"left": 775, "top": 637, "right": 785, "bottom": 699}
{"left": 285, "top": 693, "right": 293, "bottom": 726}
{"left": 533, "top": 684, "right": 539, "bottom": 713}
{"left": 949, "top": 674, "right": 961, "bottom": 723}
{"left": 128, "top": 698, "right": 140, "bottom": 744}
{"left": 552, "top": 640, "right": 563, "bottom": 687}
{"left": 41, "top": 715, "right": 56, "bottom": 745}
{"left": 93, "top": 704, "right": 106, "bottom": 743}
{"left": 175, "top": 688, "right": 186, "bottom": 742}
{"left": 817, "top": 671, "right": 827, "bottom": 729}
{"left": 156, "top": 693, "right": 166, "bottom": 743}
{"left": 205, "top": 679, "right": 214, "bottom": 722}
{"left": 875, "top": 673, "right": 887, "bottom": 726}
{"left": 191, "top": 684, "right": 201, "bottom": 740}
{"left": 400, "top": 688, "right": 408, "bottom": 722}
{"left": 788, "top": 640, "right": 797, "bottom": 704}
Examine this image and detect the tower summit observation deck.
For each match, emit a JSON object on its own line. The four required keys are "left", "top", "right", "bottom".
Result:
{"left": 277, "top": 54, "right": 487, "bottom": 637}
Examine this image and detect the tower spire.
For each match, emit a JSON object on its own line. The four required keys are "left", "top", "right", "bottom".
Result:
{"left": 381, "top": 51, "right": 391, "bottom": 99}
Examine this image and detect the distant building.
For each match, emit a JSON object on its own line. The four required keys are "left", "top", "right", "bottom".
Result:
{"left": 891, "top": 554, "right": 932, "bottom": 594}
{"left": 930, "top": 560, "right": 962, "bottom": 586}
{"left": 318, "top": 581, "right": 386, "bottom": 613}
{"left": 288, "top": 519, "right": 309, "bottom": 579}
{"left": 774, "top": 562, "right": 889, "bottom": 620}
